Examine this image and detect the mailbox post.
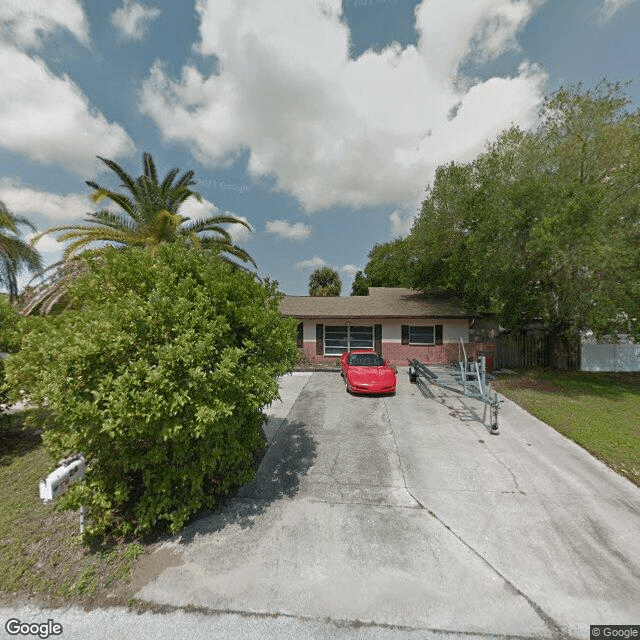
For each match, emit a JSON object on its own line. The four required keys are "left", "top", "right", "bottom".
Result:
{"left": 39, "top": 454, "right": 86, "bottom": 533}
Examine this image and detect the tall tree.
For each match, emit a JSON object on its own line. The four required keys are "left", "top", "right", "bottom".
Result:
{"left": 362, "top": 238, "right": 416, "bottom": 288}
{"left": 37, "top": 152, "right": 255, "bottom": 268}
{"left": 309, "top": 267, "right": 341, "bottom": 296}
{"left": 0, "top": 200, "right": 42, "bottom": 302}
{"left": 409, "top": 82, "right": 640, "bottom": 344}
{"left": 350, "top": 270, "right": 369, "bottom": 296}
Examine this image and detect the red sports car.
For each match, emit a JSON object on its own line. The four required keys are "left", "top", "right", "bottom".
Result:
{"left": 340, "top": 350, "right": 397, "bottom": 395}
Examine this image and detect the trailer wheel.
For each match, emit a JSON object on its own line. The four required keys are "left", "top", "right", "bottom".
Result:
{"left": 490, "top": 402, "right": 499, "bottom": 434}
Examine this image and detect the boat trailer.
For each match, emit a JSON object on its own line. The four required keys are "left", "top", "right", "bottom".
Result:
{"left": 408, "top": 340, "right": 501, "bottom": 434}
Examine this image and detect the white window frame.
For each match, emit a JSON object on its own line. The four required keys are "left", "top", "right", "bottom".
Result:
{"left": 324, "top": 325, "right": 374, "bottom": 356}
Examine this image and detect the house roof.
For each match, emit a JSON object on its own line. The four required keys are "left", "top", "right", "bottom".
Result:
{"left": 280, "top": 287, "right": 479, "bottom": 319}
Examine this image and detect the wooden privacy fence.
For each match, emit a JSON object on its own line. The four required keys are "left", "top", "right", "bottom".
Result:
{"left": 494, "top": 334, "right": 581, "bottom": 370}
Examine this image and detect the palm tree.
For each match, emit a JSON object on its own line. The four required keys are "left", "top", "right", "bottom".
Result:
{"left": 309, "top": 267, "right": 341, "bottom": 296}
{"left": 0, "top": 201, "right": 42, "bottom": 302}
{"left": 37, "top": 152, "right": 256, "bottom": 268}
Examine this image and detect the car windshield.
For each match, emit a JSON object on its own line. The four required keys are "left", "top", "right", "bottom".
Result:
{"left": 347, "top": 353, "right": 385, "bottom": 367}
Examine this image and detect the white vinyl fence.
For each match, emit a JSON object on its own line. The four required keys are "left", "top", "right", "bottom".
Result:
{"left": 581, "top": 343, "right": 640, "bottom": 372}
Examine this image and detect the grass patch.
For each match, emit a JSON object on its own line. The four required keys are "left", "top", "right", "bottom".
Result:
{"left": 493, "top": 369, "right": 640, "bottom": 487}
{"left": 0, "top": 410, "right": 146, "bottom": 605}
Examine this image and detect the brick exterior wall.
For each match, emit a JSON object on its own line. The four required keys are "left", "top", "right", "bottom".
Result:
{"left": 301, "top": 341, "right": 495, "bottom": 366}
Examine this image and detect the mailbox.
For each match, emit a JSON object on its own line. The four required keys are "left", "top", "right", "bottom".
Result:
{"left": 39, "top": 455, "right": 85, "bottom": 502}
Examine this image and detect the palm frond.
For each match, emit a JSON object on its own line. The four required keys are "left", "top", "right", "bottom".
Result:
{"left": 97, "top": 156, "right": 137, "bottom": 193}
{"left": 143, "top": 151, "right": 158, "bottom": 184}
{"left": 160, "top": 167, "right": 180, "bottom": 196}
{"left": 200, "top": 237, "right": 257, "bottom": 268}
{"left": 0, "top": 205, "right": 37, "bottom": 235}
{"left": 32, "top": 153, "right": 255, "bottom": 271}
{"left": 180, "top": 221, "right": 233, "bottom": 243}
{"left": 174, "top": 169, "right": 197, "bottom": 190}
{"left": 22, "top": 257, "right": 90, "bottom": 315}
{"left": 60, "top": 229, "right": 145, "bottom": 260}
{"left": 181, "top": 214, "right": 252, "bottom": 233}
{"left": 0, "top": 235, "right": 42, "bottom": 271}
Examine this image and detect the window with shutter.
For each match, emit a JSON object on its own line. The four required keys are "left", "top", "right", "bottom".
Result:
{"left": 409, "top": 326, "right": 435, "bottom": 345}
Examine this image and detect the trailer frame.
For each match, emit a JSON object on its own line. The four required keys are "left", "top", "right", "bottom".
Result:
{"left": 409, "top": 340, "right": 501, "bottom": 434}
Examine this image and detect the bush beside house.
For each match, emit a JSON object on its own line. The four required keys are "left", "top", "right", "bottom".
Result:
{"left": 5, "top": 243, "right": 298, "bottom": 538}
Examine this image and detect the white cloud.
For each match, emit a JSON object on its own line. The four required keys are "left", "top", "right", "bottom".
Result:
{"left": 0, "top": 0, "right": 89, "bottom": 49}
{"left": 599, "top": 0, "right": 638, "bottom": 21}
{"left": 265, "top": 219, "right": 312, "bottom": 240}
{"left": 225, "top": 215, "right": 253, "bottom": 244}
{"left": 24, "top": 232, "right": 63, "bottom": 255}
{"left": 0, "top": 178, "right": 90, "bottom": 221}
{"left": 179, "top": 197, "right": 219, "bottom": 222}
{"left": 0, "top": 44, "right": 135, "bottom": 174}
{"left": 179, "top": 197, "right": 253, "bottom": 244}
{"left": 389, "top": 210, "right": 415, "bottom": 237}
{"left": 341, "top": 264, "right": 360, "bottom": 277}
{"left": 111, "top": 0, "right": 161, "bottom": 41}
{"left": 294, "top": 255, "right": 326, "bottom": 270}
{"left": 140, "top": 0, "right": 547, "bottom": 213}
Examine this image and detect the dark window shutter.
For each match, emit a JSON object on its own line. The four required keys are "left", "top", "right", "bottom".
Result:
{"left": 297, "top": 322, "right": 304, "bottom": 348}
{"left": 374, "top": 324, "right": 382, "bottom": 354}
{"left": 316, "top": 324, "right": 324, "bottom": 355}
{"left": 401, "top": 325, "right": 409, "bottom": 345}
{"left": 435, "top": 324, "right": 443, "bottom": 345}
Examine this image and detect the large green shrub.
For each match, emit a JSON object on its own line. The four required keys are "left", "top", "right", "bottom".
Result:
{"left": 0, "top": 295, "right": 21, "bottom": 406}
{"left": 5, "top": 244, "right": 297, "bottom": 537}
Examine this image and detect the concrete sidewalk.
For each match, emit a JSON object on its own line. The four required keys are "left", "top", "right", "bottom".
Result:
{"left": 136, "top": 369, "right": 640, "bottom": 639}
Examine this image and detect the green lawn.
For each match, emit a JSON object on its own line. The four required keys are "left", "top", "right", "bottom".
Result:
{"left": 493, "top": 370, "right": 640, "bottom": 487}
{"left": 0, "top": 410, "right": 144, "bottom": 604}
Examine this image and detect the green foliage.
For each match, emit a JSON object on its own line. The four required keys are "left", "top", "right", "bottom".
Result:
{"left": 350, "top": 270, "right": 369, "bottom": 296}
{"left": 363, "top": 239, "right": 415, "bottom": 288}
{"left": 5, "top": 243, "right": 297, "bottom": 538}
{"left": 308, "top": 267, "right": 341, "bottom": 296}
{"left": 0, "top": 295, "right": 21, "bottom": 353}
{"left": 381, "top": 81, "right": 640, "bottom": 340}
{"left": 0, "top": 295, "right": 22, "bottom": 405}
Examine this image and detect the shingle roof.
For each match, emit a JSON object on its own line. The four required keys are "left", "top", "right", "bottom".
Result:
{"left": 280, "top": 287, "right": 479, "bottom": 319}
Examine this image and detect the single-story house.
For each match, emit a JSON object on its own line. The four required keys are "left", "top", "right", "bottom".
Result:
{"left": 280, "top": 287, "right": 494, "bottom": 365}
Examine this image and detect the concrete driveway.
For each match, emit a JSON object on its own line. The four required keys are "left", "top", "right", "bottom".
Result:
{"left": 136, "top": 369, "right": 640, "bottom": 639}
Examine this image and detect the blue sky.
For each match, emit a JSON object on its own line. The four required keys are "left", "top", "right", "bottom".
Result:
{"left": 1, "top": 0, "right": 639, "bottom": 295}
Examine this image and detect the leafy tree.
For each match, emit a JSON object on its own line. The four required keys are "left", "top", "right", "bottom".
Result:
{"left": 37, "top": 152, "right": 255, "bottom": 268}
{"left": 0, "top": 201, "right": 42, "bottom": 302}
{"left": 362, "top": 238, "right": 416, "bottom": 288}
{"left": 350, "top": 270, "right": 369, "bottom": 296}
{"left": 5, "top": 242, "right": 297, "bottom": 538}
{"left": 408, "top": 81, "right": 640, "bottom": 347}
{"left": 308, "top": 267, "right": 341, "bottom": 296}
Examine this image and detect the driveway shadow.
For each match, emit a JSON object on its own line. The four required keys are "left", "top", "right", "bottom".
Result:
{"left": 176, "top": 419, "right": 317, "bottom": 544}
{"left": 414, "top": 377, "right": 495, "bottom": 434}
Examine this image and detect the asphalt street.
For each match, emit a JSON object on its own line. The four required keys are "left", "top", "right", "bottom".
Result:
{"left": 3, "top": 369, "right": 639, "bottom": 639}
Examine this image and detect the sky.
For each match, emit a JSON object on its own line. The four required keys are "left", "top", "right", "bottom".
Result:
{"left": 1, "top": 0, "right": 639, "bottom": 296}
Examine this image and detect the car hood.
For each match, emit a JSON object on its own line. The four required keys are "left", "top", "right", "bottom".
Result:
{"left": 348, "top": 367, "right": 396, "bottom": 385}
